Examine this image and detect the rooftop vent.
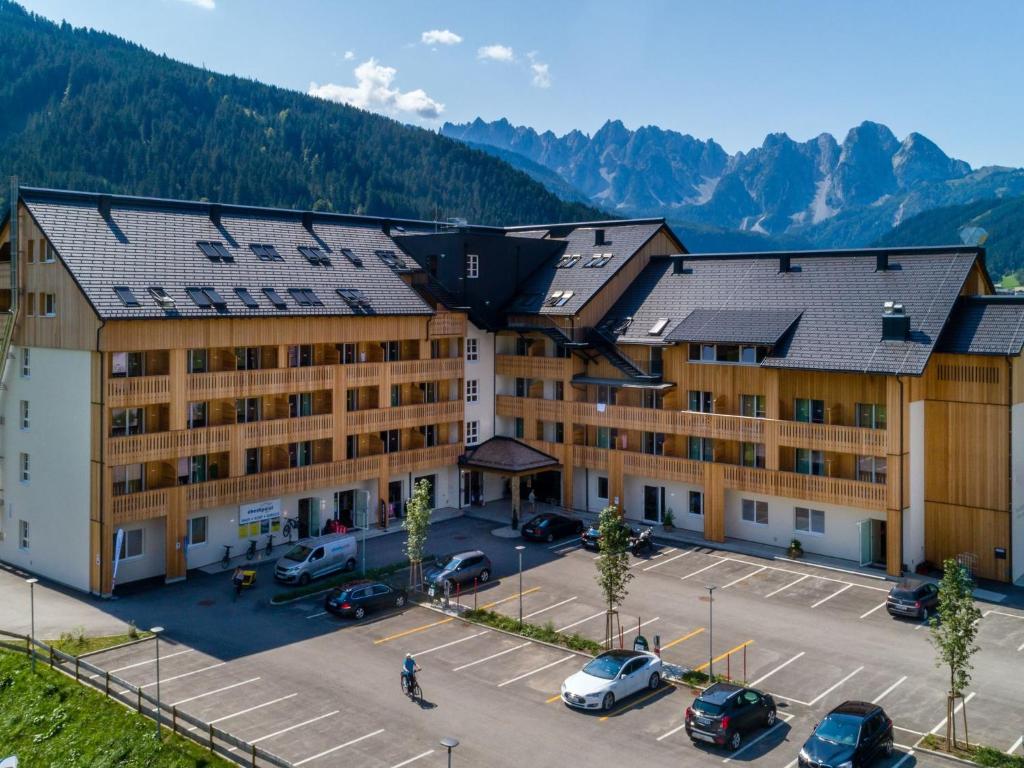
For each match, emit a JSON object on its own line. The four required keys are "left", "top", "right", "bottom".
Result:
{"left": 673, "top": 256, "right": 691, "bottom": 275}
{"left": 382, "top": 221, "right": 391, "bottom": 236}
{"left": 209, "top": 204, "right": 222, "bottom": 227}
{"left": 882, "top": 301, "right": 910, "bottom": 341}
{"left": 595, "top": 228, "right": 606, "bottom": 246}
{"left": 301, "top": 211, "right": 315, "bottom": 233}
{"left": 876, "top": 253, "right": 889, "bottom": 271}
{"left": 97, "top": 196, "right": 112, "bottom": 220}
{"left": 779, "top": 255, "right": 792, "bottom": 273}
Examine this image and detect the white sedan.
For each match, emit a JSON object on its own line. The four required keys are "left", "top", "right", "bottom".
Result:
{"left": 560, "top": 649, "right": 663, "bottom": 712}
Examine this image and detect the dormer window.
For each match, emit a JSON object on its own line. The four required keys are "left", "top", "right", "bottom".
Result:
{"left": 466, "top": 253, "right": 479, "bottom": 279}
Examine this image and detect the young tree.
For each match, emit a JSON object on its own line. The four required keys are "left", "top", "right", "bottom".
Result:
{"left": 595, "top": 505, "right": 633, "bottom": 650}
{"left": 929, "top": 558, "right": 982, "bottom": 750}
{"left": 403, "top": 478, "right": 432, "bottom": 589}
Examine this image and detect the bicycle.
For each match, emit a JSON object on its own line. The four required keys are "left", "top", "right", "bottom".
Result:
{"left": 220, "top": 544, "right": 233, "bottom": 569}
{"left": 245, "top": 539, "right": 258, "bottom": 560}
{"left": 401, "top": 671, "right": 422, "bottom": 701}
{"left": 265, "top": 533, "right": 275, "bottom": 556}
{"left": 282, "top": 517, "right": 299, "bottom": 542}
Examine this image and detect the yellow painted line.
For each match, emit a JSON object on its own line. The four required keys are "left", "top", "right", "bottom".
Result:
{"left": 692, "top": 640, "right": 753, "bottom": 672}
{"left": 373, "top": 617, "right": 455, "bottom": 645}
{"left": 546, "top": 693, "right": 562, "bottom": 704}
{"left": 598, "top": 685, "right": 667, "bottom": 721}
{"left": 661, "top": 627, "right": 705, "bottom": 652}
{"left": 479, "top": 586, "right": 541, "bottom": 610}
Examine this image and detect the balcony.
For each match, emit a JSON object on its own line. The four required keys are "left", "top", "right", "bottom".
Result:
{"left": 188, "top": 366, "right": 335, "bottom": 400}
{"left": 723, "top": 465, "right": 886, "bottom": 510}
{"left": 343, "top": 357, "right": 463, "bottom": 386}
{"left": 568, "top": 402, "right": 766, "bottom": 443}
{"left": 112, "top": 487, "right": 169, "bottom": 524}
{"left": 776, "top": 420, "right": 887, "bottom": 457}
{"left": 107, "top": 375, "right": 171, "bottom": 407}
{"left": 345, "top": 400, "right": 462, "bottom": 432}
{"left": 496, "top": 355, "right": 570, "bottom": 381}
{"left": 496, "top": 395, "right": 565, "bottom": 422}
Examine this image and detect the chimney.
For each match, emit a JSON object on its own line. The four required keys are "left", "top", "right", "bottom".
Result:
{"left": 97, "top": 195, "right": 112, "bottom": 220}
{"left": 301, "top": 211, "right": 315, "bottom": 233}
{"left": 594, "top": 228, "right": 606, "bottom": 246}
{"left": 881, "top": 301, "right": 910, "bottom": 340}
{"left": 779, "top": 255, "right": 792, "bottom": 273}
{"left": 876, "top": 252, "right": 889, "bottom": 271}
{"left": 208, "top": 204, "right": 222, "bottom": 227}
{"left": 672, "top": 255, "right": 691, "bottom": 274}
{"left": 382, "top": 220, "right": 392, "bottom": 237}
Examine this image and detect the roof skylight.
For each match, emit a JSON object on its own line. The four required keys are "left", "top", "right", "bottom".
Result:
{"left": 113, "top": 286, "right": 139, "bottom": 307}
{"left": 148, "top": 287, "right": 175, "bottom": 309}
{"left": 262, "top": 288, "right": 287, "bottom": 309}
{"left": 250, "top": 244, "right": 283, "bottom": 262}
{"left": 234, "top": 288, "right": 259, "bottom": 308}
{"left": 197, "top": 241, "right": 234, "bottom": 262}
{"left": 298, "top": 246, "right": 332, "bottom": 266}
{"left": 648, "top": 317, "right": 670, "bottom": 336}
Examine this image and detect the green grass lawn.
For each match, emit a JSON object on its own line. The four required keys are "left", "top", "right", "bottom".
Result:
{"left": 921, "top": 734, "right": 1024, "bottom": 768}
{"left": 47, "top": 630, "right": 152, "bottom": 657}
{"left": 0, "top": 650, "right": 234, "bottom": 768}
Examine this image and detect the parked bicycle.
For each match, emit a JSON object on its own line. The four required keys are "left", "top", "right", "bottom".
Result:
{"left": 265, "top": 533, "right": 275, "bottom": 555}
{"left": 282, "top": 517, "right": 300, "bottom": 541}
{"left": 220, "top": 544, "right": 233, "bottom": 569}
{"left": 246, "top": 539, "right": 258, "bottom": 560}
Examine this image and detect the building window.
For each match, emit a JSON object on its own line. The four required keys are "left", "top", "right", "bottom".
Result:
{"left": 42, "top": 242, "right": 57, "bottom": 263}
{"left": 379, "top": 430, "right": 400, "bottom": 454}
{"left": 554, "top": 381, "right": 565, "bottom": 401}
{"left": 236, "top": 347, "right": 261, "bottom": 370}
{"left": 466, "top": 338, "right": 479, "bottom": 362}
{"left": 346, "top": 435, "right": 358, "bottom": 460}
{"left": 516, "top": 337, "right": 531, "bottom": 356}
{"left": 346, "top": 389, "right": 359, "bottom": 411}
{"left": 466, "top": 379, "right": 478, "bottom": 403}
{"left": 554, "top": 422, "right": 564, "bottom": 443}
{"left": 466, "top": 420, "right": 479, "bottom": 445}
{"left": 27, "top": 240, "right": 35, "bottom": 264}
{"left": 111, "top": 352, "right": 145, "bottom": 378}
{"left": 794, "top": 398, "right": 825, "bottom": 424}
{"left": 795, "top": 507, "right": 825, "bottom": 535}
{"left": 113, "top": 464, "right": 145, "bottom": 495}
{"left": 26, "top": 293, "right": 35, "bottom": 317}
{"left": 340, "top": 343, "right": 357, "bottom": 364}
{"left": 420, "top": 424, "right": 438, "bottom": 448}
{"left": 515, "top": 378, "right": 531, "bottom": 398}
{"left": 236, "top": 397, "right": 261, "bottom": 423}
{"left": 187, "top": 349, "right": 208, "bottom": 374}
{"left": 642, "top": 389, "right": 663, "bottom": 409}
{"left": 855, "top": 403, "right": 887, "bottom": 429}
{"left": 381, "top": 340, "right": 401, "bottom": 362}
{"left": 187, "top": 401, "right": 208, "bottom": 429}
{"left": 110, "top": 407, "right": 144, "bottom": 437}
{"left": 289, "top": 393, "right": 312, "bottom": 418}
{"left": 740, "top": 394, "right": 766, "bottom": 419}
{"left": 20, "top": 348, "right": 30, "bottom": 378}
{"left": 688, "top": 491, "right": 703, "bottom": 516}
{"left": 688, "top": 390, "right": 713, "bottom": 413}
{"left": 466, "top": 253, "right": 479, "bottom": 279}
{"left": 18, "top": 520, "right": 29, "bottom": 550}
{"left": 795, "top": 449, "right": 825, "bottom": 476}
{"left": 648, "top": 346, "right": 664, "bottom": 376}
{"left": 514, "top": 417, "right": 525, "bottom": 439}
{"left": 115, "top": 528, "right": 144, "bottom": 560}
{"left": 390, "top": 384, "right": 402, "bottom": 407}
{"left": 19, "top": 453, "right": 29, "bottom": 483}
{"left": 188, "top": 516, "right": 208, "bottom": 547}
{"left": 596, "top": 384, "right": 617, "bottom": 405}
{"left": 19, "top": 400, "right": 29, "bottom": 430}
{"left": 642, "top": 432, "right": 666, "bottom": 456}
{"left": 597, "top": 426, "right": 619, "bottom": 449}
{"left": 687, "top": 437, "right": 714, "bottom": 462}
{"left": 742, "top": 499, "right": 768, "bottom": 526}
{"left": 42, "top": 293, "right": 56, "bottom": 316}
{"left": 288, "top": 344, "right": 314, "bottom": 368}
{"left": 189, "top": 455, "right": 208, "bottom": 484}
{"left": 289, "top": 441, "right": 313, "bottom": 467}
{"left": 740, "top": 442, "right": 765, "bottom": 468}
{"left": 245, "top": 448, "right": 261, "bottom": 475}
{"left": 597, "top": 476, "right": 609, "bottom": 499}
{"left": 857, "top": 456, "right": 887, "bottom": 484}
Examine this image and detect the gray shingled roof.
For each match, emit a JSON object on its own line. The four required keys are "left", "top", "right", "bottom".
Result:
{"left": 21, "top": 189, "right": 433, "bottom": 320}
{"left": 936, "top": 297, "right": 1024, "bottom": 356}
{"left": 602, "top": 250, "right": 981, "bottom": 376}
{"left": 459, "top": 437, "right": 560, "bottom": 473}
{"left": 506, "top": 222, "right": 668, "bottom": 316}
{"left": 666, "top": 308, "right": 803, "bottom": 345}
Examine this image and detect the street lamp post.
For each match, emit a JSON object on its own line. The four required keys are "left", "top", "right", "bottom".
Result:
{"left": 439, "top": 736, "right": 459, "bottom": 768}
{"left": 150, "top": 626, "right": 164, "bottom": 739}
{"left": 706, "top": 585, "right": 716, "bottom": 681}
{"left": 26, "top": 578, "right": 38, "bottom": 672}
{"left": 515, "top": 545, "right": 526, "bottom": 629}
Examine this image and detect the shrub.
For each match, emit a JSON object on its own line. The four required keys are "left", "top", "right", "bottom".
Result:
{"left": 461, "top": 609, "right": 604, "bottom": 655}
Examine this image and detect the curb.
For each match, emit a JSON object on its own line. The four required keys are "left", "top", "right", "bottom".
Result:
{"left": 67, "top": 633, "right": 155, "bottom": 659}
{"left": 771, "top": 556, "right": 889, "bottom": 581}
{"left": 914, "top": 745, "right": 985, "bottom": 767}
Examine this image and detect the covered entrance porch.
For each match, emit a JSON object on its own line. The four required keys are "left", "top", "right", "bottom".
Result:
{"left": 459, "top": 437, "right": 561, "bottom": 529}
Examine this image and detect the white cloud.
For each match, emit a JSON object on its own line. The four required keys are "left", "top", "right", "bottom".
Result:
{"left": 477, "top": 44, "right": 515, "bottom": 62}
{"left": 421, "top": 29, "right": 462, "bottom": 46}
{"left": 309, "top": 59, "right": 444, "bottom": 120}
{"left": 344, "top": 50, "right": 355, "bottom": 60}
{"left": 173, "top": 0, "right": 215, "bottom": 9}
{"left": 530, "top": 62, "right": 551, "bottom": 88}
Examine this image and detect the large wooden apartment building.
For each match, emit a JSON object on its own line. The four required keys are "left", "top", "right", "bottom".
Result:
{"left": 1, "top": 187, "right": 1022, "bottom": 592}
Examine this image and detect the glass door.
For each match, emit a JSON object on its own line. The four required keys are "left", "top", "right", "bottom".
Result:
{"left": 643, "top": 485, "right": 662, "bottom": 523}
{"left": 857, "top": 519, "right": 873, "bottom": 566}
{"left": 298, "top": 497, "right": 320, "bottom": 539}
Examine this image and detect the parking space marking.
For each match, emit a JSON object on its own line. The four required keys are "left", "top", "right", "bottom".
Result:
{"left": 860, "top": 601, "right": 888, "bottom": 619}
{"left": 656, "top": 721, "right": 688, "bottom": 741}
{"left": 605, "top": 617, "right": 659, "bottom": 645}
{"left": 374, "top": 616, "right": 454, "bottom": 645}
{"left": 871, "top": 675, "right": 907, "bottom": 704}
{"left": 524, "top": 596, "right": 577, "bottom": 619}
{"left": 598, "top": 684, "right": 667, "bottom": 721}
{"left": 453, "top": 642, "right": 531, "bottom": 671}
{"left": 389, "top": 751, "right": 435, "bottom": 767}
{"left": 1018, "top": 640, "right": 1024, "bottom": 653}
{"left": 749, "top": 651, "right": 805, "bottom": 688}
{"left": 106, "top": 648, "right": 194, "bottom": 674}
{"left": 707, "top": 553, "right": 889, "bottom": 592}
{"left": 415, "top": 630, "right": 489, "bottom": 656}
{"left": 497, "top": 654, "right": 575, "bottom": 687}
{"left": 557, "top": 610, "right": 605, "bottom": 633}
{"left": 139, "top": 662, "right": 225, "bottom": 688}
{"left": 680, "top": 561, "right": 724, "bottom": 581}
{"left": 928, "top": 691, "right": 975, "bottom": 734}
{"left": 548, "top": 536, "right": 581, "bottom": 550}
{"left": 209, "top": 693, "right": 298, "bottom": 724}
{"left": 661, "top": 627, "right": 705, "bottom": 652}
{"left": 249, "top": 711, "right": 339, "bottom": 743}
{"left": 694, "top": 640, "right": 753, "bottom": 672}
{"left": 546, "top": 693, "right": 562, "bottom": 704}
{"left": 643, "top": 550, "right": 692, "bottom": 571}
{"left": 554, "top": 544, "right": 580, "bottom": 554}
{"left": 721, "top": 566, "right": 767, "bottom": 589}
{"left": 807, "top": 665, "right": 863, "bottom": 706}
{"left": 305, "top": 611, "right": 327, "bottom": 619}
{"left": 891, "top": 750, "right": 915, "bottom": 768}
{"left": 894, "top": 725, "right": 925, "bottom": 737}
{"left": 765, "top": 574, "right": 809, "bottom": 597}
{"left": 293, "top": 728, "right": 385, "bottom": 765}
{"left": 811, "top": 583, "right": 852, "bottom": 608}
{"left": 1007, "top": 736, "right": 1023, "bottom": 755}
{"left": 722, "top": 712, "right": 795, "bottom": 762}
{"left": 171, "top": 676, "right": 260, "bottom": 706}
{"left": 480, "top": 586, "right": 542, "bottom": 610}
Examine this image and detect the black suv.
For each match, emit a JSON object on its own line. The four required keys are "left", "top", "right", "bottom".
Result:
{"left": 685, "top": 682, "right": 777, "bottom": 750}
{"left": 324, "top": 581, "right": 407, "bottom": 619}
{"left": 799, "top": 701, "right": 893, "bottom": 768}
{"left": 886, "top": 580, "right": 939, "bottom": 620}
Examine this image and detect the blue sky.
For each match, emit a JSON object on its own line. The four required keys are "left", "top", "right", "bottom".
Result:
{"left": 19, "top": 0, "right": 1024, "bottom": 167}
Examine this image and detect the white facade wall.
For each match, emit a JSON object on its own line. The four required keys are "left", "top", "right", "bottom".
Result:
{"left": 1012, "top": 403, "right": 1024, "bottom": 585}
{"left": 464, "top": 322, "right": 495, "bottom": 445}
{"left": 905, "top": 401, "right": 926, "bottom": 572}
{"left": 0, "top": 346, "right": 93, "bottom": 590}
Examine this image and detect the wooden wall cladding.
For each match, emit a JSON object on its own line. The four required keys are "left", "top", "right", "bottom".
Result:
{"left": 925, "top": 501, "right": 1009, "bottom": 582}
{"left": 911, "top": 353, "right": 1008, "bottom": 406}
{"left": 924, "top": 401, "right": 1009, "bottom": 512}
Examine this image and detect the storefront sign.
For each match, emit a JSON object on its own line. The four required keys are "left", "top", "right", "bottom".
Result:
{"left": 239, "top": 498, "right": 281, "bottom": 526}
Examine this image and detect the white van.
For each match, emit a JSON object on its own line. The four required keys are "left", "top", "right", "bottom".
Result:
{"left": 274, "top": 533, "right": 358, "bottom": 585}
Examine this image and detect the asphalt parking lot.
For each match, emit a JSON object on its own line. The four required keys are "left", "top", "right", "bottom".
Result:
{"left": 11, "top": 515, "right": 1024, "bottom": 767}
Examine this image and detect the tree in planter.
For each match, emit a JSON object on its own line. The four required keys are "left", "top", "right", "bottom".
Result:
{"left": 403, "top": 479, "right": 432, "bottom": 590}
{"left": 595, "top": 505, "right": 633, "bottom": 650}
{"left": 929, "top": 558, "right": 982, "bottom": 750}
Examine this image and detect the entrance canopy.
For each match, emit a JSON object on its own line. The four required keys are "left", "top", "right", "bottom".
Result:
{"left": 459, "top": 436, "right": 560, "bottom": 476}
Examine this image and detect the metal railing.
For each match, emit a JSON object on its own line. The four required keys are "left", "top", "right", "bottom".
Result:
{"left": 0, "top": 628, "right": 293, "bottom": 768}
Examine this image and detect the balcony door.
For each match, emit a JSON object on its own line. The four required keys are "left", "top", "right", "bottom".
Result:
{"left": 643, "top": 485, "right": 664, "bottom": 523}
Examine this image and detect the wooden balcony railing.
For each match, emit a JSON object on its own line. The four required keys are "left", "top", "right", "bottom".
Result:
{"left": 112, "top": 488, "right": 169, "bottom": 524}
{"left": 387, "top": 443, "right": 462, "bottom": 473}
{"left": 188, "top": 366, "right": 335, "bottom": 400}
{"left": 343, "top": 357, "right": 463, "bottom": 386}
{"left": 776, "top": 420, "right": 887, "bottom": 457}
{"left": 241, "top": 413, "right": 334, "bottom": 448}
{"left": 622, "top": 452, "right": 705, "bottom": 485}
{"left": 345, "top": 400, "right": 462, "bottom": 432}
{"left": 495, "top": 355, "right": 570, "bottom": 381}
{"left": 723, "top": 465, "right": 886, "bottom": 510}
{"left": 107, "top": 375, "right": 171, "bottom": 407}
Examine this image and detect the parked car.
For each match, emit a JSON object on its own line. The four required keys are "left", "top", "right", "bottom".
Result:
{"left": 274, "top": 533, "right": 357, "bottom": 586}
{"left": 798, "top": 701, "right": 893, "bottom": 768}
{"left": 580, "top": 521, "right": 638, "bottom": 551}
{"left": 685, "top": 682, "right": 777, "bottom": 750}
{"left": 886, "top": 580, "right": 939, "bottom": 620}
{"left": 324, "top": 581, "right": 407, "bottom": 619}
{"left": 424, "top": 550, "right": 492, "bottom": 592}
{"left": 522, "top": 513, "right": 584, "bottom": 543}
{"left": 560, "top": 649, "right": 662, "bottom": 712}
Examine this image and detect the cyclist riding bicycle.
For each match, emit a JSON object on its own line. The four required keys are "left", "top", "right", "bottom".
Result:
{"left": 402, "top": 653, "right": 420, "bottom": 690}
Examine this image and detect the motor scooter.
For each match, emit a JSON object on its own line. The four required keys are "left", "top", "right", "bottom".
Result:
{"left": 629, "top": 527, "right": 653, "bottom": 556}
